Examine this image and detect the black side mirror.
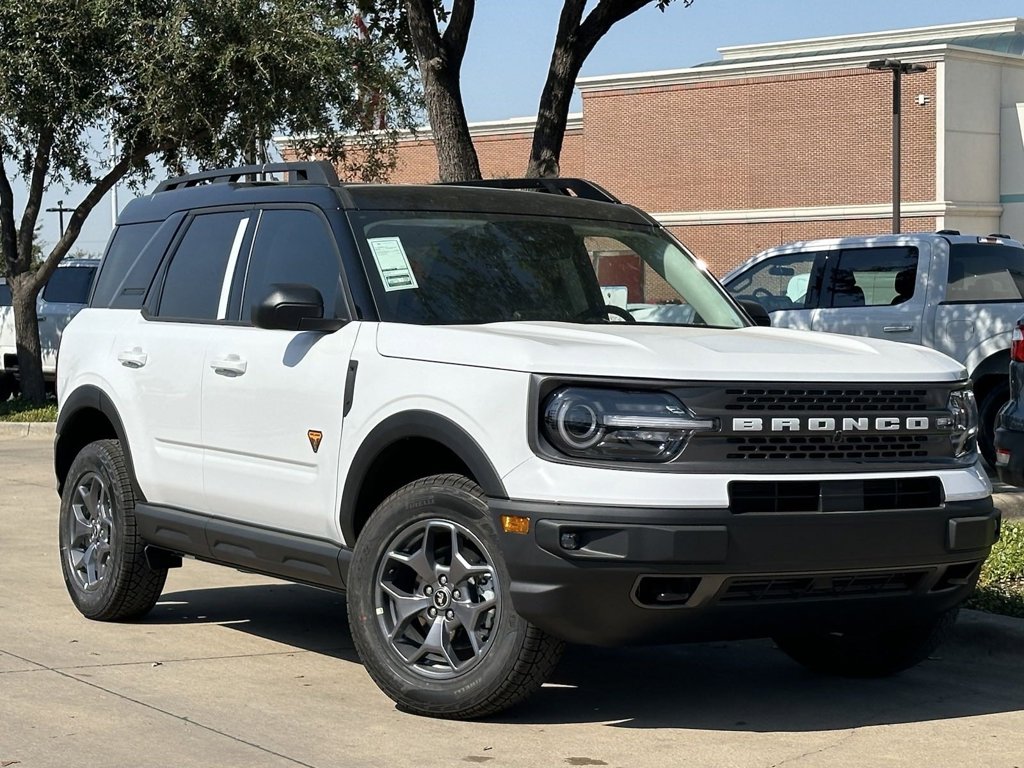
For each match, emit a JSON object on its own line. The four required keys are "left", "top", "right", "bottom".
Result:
{"left": 252, "top": 283, "right": 346, "bottom": 332}
{"left": 737, "top": 299, "right": 772, "bottom": 328}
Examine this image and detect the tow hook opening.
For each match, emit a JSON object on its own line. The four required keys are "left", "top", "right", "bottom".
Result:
{"left": 633, "top": 576, "right": 702, "bottom": 607}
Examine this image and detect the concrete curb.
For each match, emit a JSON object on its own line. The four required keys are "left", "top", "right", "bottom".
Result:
{"left": 0, "top": 421, "right": 56, "bottom": 439}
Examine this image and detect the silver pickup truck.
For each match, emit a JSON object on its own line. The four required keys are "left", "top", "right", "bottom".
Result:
{"left": 0, "top": 257, "right": 99, "bottom": 399}
{"left": 723, "top": 232, "right": 1024, "bottom": 466}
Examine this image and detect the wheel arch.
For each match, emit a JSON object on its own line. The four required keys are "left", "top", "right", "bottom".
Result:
{"left": 55, "top": 385, "right": 144, "bottom": 501}
{"left": 340, "top": 410, "right": 507, "bottom": 545}
{"left": 970, "top": 348, "right": 1010, "bottom": 403}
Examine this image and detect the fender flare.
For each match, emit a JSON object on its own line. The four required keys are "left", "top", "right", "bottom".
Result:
{"left": 339, "top": 410, "right": 507, "bottom": 544}
{"left": 55, "top": 385, "right": 144, "bottom": 500}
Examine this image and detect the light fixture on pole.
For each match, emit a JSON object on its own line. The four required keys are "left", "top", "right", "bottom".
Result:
{"left": 866, "top": 58, "right": 928, "bottom": 234}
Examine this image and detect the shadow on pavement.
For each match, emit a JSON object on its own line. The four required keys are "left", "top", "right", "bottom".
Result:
{"left": 149, "top": 582, "right": 360, "bottom": 663}
{"left": 151, "top": 583, "right": 1024, "bottom": 731}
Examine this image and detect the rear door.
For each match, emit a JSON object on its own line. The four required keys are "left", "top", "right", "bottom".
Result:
{"left": 811, "top": 245, "right": 924, "bottom": 346}
{"left": 200, "top": 206, "right": 359, "bottom": 539}
{"left": 110, "top": 208, "right": 253, "bottom": 511}
{"left": 38, "top": 264, "right": 97, "bottom": 374}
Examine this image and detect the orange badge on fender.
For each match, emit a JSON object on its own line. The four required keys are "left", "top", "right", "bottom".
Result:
{"left": 307, "top": 430, "right": 323, "bottom": 453}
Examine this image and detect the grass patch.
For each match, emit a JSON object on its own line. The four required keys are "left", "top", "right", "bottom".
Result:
{"left": 0, "top": 398, "right": 57, "bottom": 422}
{"left": 967, "top": 520, "right": 1024, "bottom": 619}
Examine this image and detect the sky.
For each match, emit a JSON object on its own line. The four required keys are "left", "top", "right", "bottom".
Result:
{"left": 9, "top": 0, "right": 1024, "bottom": 256}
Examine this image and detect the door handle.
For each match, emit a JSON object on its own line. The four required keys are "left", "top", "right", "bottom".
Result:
{"left": 882, "top": 325, "right": 913, "bottom": 333}
{"left": 117, "top": 347, "right": 148, "bottom": 369}
{"left": 37, "top": 316, "right": 47, "bottom": 322}
{"left": 210, "top": 354, "right": 247, "bottom": 377}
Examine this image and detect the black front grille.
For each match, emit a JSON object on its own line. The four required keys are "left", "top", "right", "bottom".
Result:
{"left": 729, "top": 477, "right": 944, "bottom": 514}
{"left": 663, "top": 381, "right": 964, "bottom": 472}
{"left": 721, "top": 387, "right": 931, "bottom": 412}
{"left": 726, "top": 433, "right": 931, "bottom": 461}
{"left": 719, "top": 570, "right": 927, "bottom": 604}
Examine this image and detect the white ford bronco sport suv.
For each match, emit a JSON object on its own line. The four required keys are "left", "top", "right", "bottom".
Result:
{"left": 56, "top": 163, "right": 998, "bottom": 719}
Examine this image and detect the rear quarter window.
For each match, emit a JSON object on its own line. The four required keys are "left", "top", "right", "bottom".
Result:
{"left": 946, "top": 244, "right": 1024, "bottom": 301}
{"left": 91, "top": 222, "right": 161, "bottom": 307}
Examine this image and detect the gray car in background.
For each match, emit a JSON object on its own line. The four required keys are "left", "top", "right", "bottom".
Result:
{"left": 723, "top": 232, "right": 1024, "bottom": 467}
{"left": 0, "top": 257, "right": 99, "bottom": 399}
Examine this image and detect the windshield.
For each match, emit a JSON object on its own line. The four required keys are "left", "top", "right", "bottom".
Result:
{"left": 350, "top": 211, "right": 746, "bottom": 328}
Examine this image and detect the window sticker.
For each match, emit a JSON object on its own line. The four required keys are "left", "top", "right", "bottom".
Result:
{"left": 368, "top": 237, "right": 419, "bottom": 292}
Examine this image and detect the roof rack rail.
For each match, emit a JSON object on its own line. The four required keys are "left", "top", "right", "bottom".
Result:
{"left": 988, "top": 233, "right": 1011, "bottom": 238}
{"left": 441, "top": 177, "right": 621, "bottom": 204}
{"left": 936, "top": 229, "right": 961, "bottom": 235}
{"left": 155, "top": 161, "right": 340, "bottom": 193}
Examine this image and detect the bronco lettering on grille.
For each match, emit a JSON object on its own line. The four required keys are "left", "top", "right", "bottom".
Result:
{"left": 731, "top": 417, "right": 931, "bottom": 432}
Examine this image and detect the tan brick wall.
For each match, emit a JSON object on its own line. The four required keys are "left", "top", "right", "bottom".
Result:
{"left": 336, "top": 64, "right": 940, "bottom": 281}
{"left": 670, "top": 216, "right": 939, "bottom": 278}
{"left": 390, "top": 130, "right": 584, "bottom": 183}
{"left": 581, "top": 66, "right": 936, "bottom": 214}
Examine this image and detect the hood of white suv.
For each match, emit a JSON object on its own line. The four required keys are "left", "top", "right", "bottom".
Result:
{"left": 375, "top": 322, "right": 967, "bottom": 382}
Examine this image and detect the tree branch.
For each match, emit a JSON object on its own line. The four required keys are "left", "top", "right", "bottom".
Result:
{"left": 441, "top": 0, "right": 475, "bottom": 69}
{"left": 32, "top": 142, "right": 155, "bottom": 291}
{"left": 575, "top": 0, "right": 652, "bottom": 61}
{"left": 404, "top": 0, "right": 444, "bottom": 66}
{"left": 16, "top": 127, "right": 55, "bottom": 271}
{"left": 0, "top": 156, "right": 18, "bottom": 273}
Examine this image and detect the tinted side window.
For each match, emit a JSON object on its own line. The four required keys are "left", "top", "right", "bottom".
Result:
{"left": 726, "top": 252, "right": 822, "bottom": 313}
{"left": 947, "top": 244, "right": 1024, "bottom": 301}
{"left": 827, "top": 247, "right": 918, "bottom": 308}
{"left": 158, "top": 211, "right": 249, "bottom": 320}
{"left": 0, "top": 282, "right": 10, "bottom": 306}
{"left": 92, "top": 222, "right": 160, "bottom": 307}
{"left": 239, "top": 209, "right": 343, "bottom": 324}
{"left": 43, "top": 266, "right": 97, "bottom": 304}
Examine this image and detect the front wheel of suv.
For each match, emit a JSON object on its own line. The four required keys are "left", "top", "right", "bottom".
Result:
{"left": 347, "top": 474, "right": 563, "bottom": 719}
{"left": 773, "top": 609, "right": 957, "bottom": 678}
{"left": 58, "top": 439, "right": 167, "bottom": 621}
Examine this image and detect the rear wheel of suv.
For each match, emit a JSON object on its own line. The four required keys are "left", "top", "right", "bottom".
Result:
{"left": 347, "top": 474, "right": 563, "bottom": 719}
{"left": 979, "top": 380, "right": 1010, "bottom": 469}
{"left": 58, "top": 439, "right": 167, "bottom": 620}
{"left": 773, "top": 609, "right": 957, "bottom": 678}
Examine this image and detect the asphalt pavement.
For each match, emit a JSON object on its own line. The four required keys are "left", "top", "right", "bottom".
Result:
{"left": 2, "top": 433, "right": 1023, "bottom": 768}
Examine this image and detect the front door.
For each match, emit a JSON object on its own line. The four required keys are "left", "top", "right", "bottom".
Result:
{"left": 201, "top": 207, "right": 358, "bottom": 539}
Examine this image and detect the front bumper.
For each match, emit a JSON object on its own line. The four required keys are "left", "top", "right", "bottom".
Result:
{"left": 489, "top": 496, "right": 999, "bottom": 646}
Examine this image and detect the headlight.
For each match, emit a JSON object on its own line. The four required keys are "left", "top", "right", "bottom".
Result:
{"left": 939, "top": 389, "right": 978, "bottom": 458}
{"left": 541, "top": 386, "right": 715, "bottom": 462}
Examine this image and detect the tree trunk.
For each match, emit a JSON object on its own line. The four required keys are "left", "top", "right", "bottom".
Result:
{"left": 526, "top": 45, "right": 580, "bottom": 178}
{"left": 420, "top": 64, "right": 481, "bottom": 182}
{"left": 9, "top": 275, "right": 45, "bottom": 404}
{"left": 404, "top": 0, "right": 482, "bottom": 183}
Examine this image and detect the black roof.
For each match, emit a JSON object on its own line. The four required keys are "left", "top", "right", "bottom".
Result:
{"left": 119, "top": 164, "right": 652, "bottom": 227}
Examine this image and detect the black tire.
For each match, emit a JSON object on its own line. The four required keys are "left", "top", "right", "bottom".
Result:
{"left": 58, "top": 439, "right": 167, "bottom": 621}
{"left": 773, "top": 609, "right": 957, "bottom": 678}
{"left": 347, "top": 474, "right": 563, "bottom": 719}
{"left": 0, "top": 374, "right": 14, "bottom": 402}
{"left": 979, "top": 381, "right": 1010, "bottom": 469}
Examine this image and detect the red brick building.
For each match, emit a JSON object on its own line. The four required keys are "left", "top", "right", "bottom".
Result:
{"left": 355, "top": 18, "right": 1024, "bottom": 277}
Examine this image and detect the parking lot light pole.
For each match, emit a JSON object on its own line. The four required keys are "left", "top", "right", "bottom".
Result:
{"left": 866, "top": 59, "right": 928, "bottom": 234}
